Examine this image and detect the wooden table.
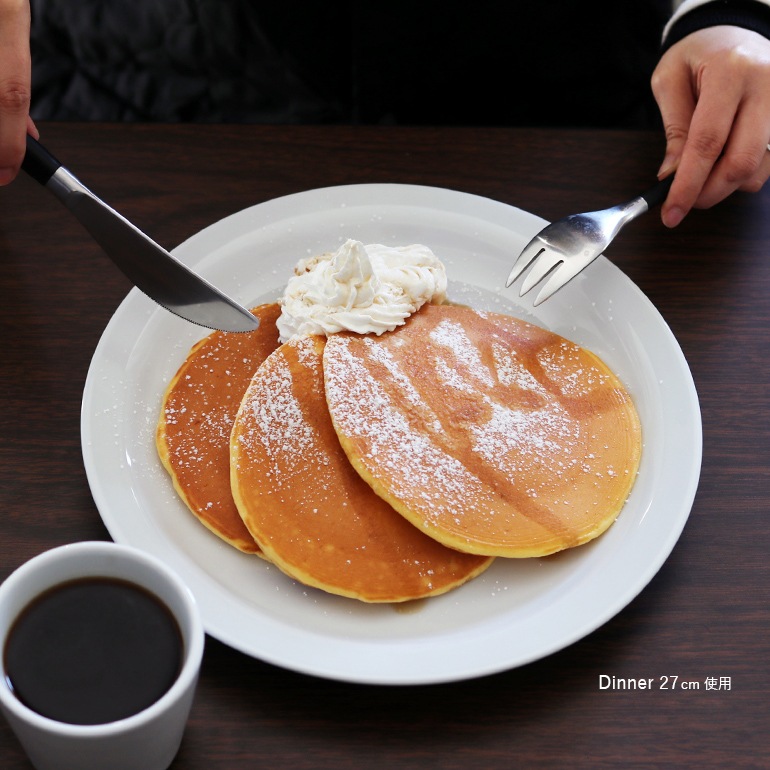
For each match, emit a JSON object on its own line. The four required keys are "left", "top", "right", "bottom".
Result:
{"left": 0, "top": 123, "right": 767, "bottom": 769}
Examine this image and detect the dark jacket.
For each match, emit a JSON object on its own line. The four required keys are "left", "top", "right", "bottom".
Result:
{"left": 30, "top": 1, "right": 672, "bottom": 128}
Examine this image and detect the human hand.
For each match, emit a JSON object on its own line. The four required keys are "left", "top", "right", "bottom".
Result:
{"left": 651, "top": 26, "right": 770, "bottom": 227}
{"left": 0, "top": 0, "right": 35, "bottom": 186}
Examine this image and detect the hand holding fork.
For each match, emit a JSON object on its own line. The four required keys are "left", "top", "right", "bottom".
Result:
{"left": 506, "top": 176, "right": 673, "bottom": 305}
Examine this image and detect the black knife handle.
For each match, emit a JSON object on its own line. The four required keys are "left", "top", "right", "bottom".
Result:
{"left": 22, "top": 135, "right": 62, "bottom": 186}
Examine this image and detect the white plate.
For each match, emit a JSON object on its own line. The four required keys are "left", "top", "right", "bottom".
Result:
{"left": 81, "top": 184, "right": 701, "bottom": 685}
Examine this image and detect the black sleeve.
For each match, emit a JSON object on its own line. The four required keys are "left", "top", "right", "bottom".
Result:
{"left": 663, "top": 0, "right": 770, "bottom": 51}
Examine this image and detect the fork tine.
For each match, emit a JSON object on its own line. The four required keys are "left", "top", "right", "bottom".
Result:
{"left": 505, "top": 239, "right": 544, "bottom": 287}
{"left": 519, "top": 250, "right": 563, "bottom": 296}
{"left": 532, "top": 253, "right": 594, "bottom": 306}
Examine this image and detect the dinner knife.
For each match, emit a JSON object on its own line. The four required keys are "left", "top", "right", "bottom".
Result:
{"left": 22, "top": 135, "right": 260, "bottom": 333}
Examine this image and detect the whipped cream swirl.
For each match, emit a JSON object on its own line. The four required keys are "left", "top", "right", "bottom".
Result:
{"left": 276, "top": 239, "right": 447, "bottom": 342}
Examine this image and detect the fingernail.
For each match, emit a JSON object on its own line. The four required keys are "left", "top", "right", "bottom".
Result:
{"left": 662, "top": 205, "right": 685, "bottom": 228}
{"left": 658, "top": 155, "right": 676, "bottom": 179}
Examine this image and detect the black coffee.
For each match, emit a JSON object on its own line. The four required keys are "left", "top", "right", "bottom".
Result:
{"left": 3, "top": 577, "right": 182, "bottom": 725}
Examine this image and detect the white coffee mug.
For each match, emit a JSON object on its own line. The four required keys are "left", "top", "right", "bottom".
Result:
{"left": 0, "top": 541, "right": 204, "bottom": 770}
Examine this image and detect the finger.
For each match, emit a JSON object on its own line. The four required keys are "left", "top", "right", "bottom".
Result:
{"left": 0, "top": 0, "right": 33, "bottom": 185}
{"left": 660, "top": 74, "right": 742, "bottom": 227}
{"left": 651, "top": 62, "right": 694, "bottom": 179}
{"left": 694, "top": 105, "right": 770, "bottom": 208}
{"left": 738, "top": 147, "right": 770, "bottom": 194}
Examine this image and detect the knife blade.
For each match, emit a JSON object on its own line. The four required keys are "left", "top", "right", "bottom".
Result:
{"left": 22, "top": 135, "right": 260, "bottom": 333}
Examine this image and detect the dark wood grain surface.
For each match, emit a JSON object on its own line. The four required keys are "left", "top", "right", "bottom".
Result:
{"left": 0, "top": 123, "right": 767, "bottom": 769}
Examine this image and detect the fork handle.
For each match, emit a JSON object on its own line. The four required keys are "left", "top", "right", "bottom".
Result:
{"left": 639, "top": 175, "right": 674, "bottom": 210}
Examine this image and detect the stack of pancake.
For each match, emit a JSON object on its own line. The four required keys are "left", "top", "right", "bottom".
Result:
{"left": 157, "top": 302, "right": 641, "bottom": 603}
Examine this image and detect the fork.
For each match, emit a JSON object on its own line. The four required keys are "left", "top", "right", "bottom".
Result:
{"left": 505, "top": 175, "right": 673, "bottom": 305}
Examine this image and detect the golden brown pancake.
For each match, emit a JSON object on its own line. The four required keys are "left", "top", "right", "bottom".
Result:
{"left": 323, "top": 304, "right": 642, "bottom": 558}
{"left": 230, "top": 334, "right": 493, "bottom": 602}
{"left": 156, "top": 303, "right": 281, "bottom": 554}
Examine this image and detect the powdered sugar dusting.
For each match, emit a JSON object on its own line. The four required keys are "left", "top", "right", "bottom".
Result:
{"left": 361, "top": 336, "right": 424, "bottom": 407}
{"left": 435, "top": 356, "right": 474, "bottom": 392}
{"left": 161, "top": 341, "right": 254, "bottom": 500}
{"left": 471, "top": 399, "right": 581, "bottom": 492}
{"left": 165, "top": 404, "right": 233, "bottom": 464}
{"left": 430, "top": 319, "right": 494, "bottom": 387}
{"left": 324, "top": 336, "right": 494, "bottom": 522}
{"left": 293, "top": 334, "right": 319, "bottom": 368}
{"left": 493, "top": 343, "right": 546, "bottom": 395}
{"left": 538, "top": 341, "right": 610, "bottom": 398}
{"left": 473, "top": 400, "right": 576, "bottom": 458}
{"left": 235, "top": 343, "right": 317, "bottom": 480}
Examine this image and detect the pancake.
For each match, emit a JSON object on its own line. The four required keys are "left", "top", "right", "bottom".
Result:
{"left": 323, "top": 304, "right": 642, "bottom": 558}
{"left": 230, "top": 334, "right": 493, "bottom": 602}
{"left": 156, "top": 303, "right": 281, "bottom": 554}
